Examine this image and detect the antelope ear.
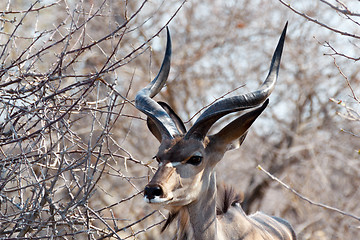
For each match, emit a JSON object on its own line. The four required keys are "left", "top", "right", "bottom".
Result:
{"left": 226, "top": 131, "right": 249, "bottom": 151}
{"left": 147, "top": 118, "right": 162, "bottom": 142}
{"left": 147, "top": 101, "right": 186, "bottom": 142}
{"left": 211, "top": 100, "right": 269, "bottom": 150}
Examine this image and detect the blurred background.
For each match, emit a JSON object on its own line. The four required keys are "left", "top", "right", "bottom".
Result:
{"left": 0, "top": 0, "right": 359, "bottom": 239}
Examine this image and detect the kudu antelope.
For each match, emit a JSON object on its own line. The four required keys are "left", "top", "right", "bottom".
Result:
{"left": 135, "top": 23, "right": 296, "bottom": 240}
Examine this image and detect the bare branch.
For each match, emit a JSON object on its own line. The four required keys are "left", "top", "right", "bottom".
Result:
{"left": 258, "top": 165, "right": 360, "bottom": 222}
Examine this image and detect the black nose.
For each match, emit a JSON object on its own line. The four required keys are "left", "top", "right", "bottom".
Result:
{"left": 144, "top": 185, "right": 163, "bottom": 200}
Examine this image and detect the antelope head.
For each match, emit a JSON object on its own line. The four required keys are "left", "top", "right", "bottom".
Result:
{"left": 135, "top": 25, "right": 287, "bottom": 212}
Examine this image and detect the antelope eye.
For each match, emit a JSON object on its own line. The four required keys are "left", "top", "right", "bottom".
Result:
{"left": 187, "top": 155, "right": 203, "bottom": 166}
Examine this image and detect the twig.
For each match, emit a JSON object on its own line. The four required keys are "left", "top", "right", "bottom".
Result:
{"left": 258, "top": 165, "right": 360, "bottom": 222}
{"left": 185, "top": 84, "right": 245, "bottom": 124}
{"left": 277, "top": 0, "right": 360, "bottom": 39}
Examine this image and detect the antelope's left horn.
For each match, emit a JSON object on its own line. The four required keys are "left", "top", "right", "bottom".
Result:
{"left": 135, "top": 27, "right": 180, "bottom": 140}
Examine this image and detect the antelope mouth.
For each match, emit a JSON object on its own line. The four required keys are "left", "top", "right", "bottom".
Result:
{"left": 144, "top": 196, "right": 174, "bottom": 204}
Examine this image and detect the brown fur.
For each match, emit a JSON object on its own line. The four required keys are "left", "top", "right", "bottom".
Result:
{"left": 161, "top": 211, "right": 179, "bottom": 232}
{"left": 161, "top": 184, "right": 243, "bottom": 235}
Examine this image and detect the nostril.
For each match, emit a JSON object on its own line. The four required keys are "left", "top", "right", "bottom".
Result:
{"left": 144, "top": 185, "right": 163, "bottom": 200}
{"left": 153, "top": 186, "right": 163, "bottom": 196}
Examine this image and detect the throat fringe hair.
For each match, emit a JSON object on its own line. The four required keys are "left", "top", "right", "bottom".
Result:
{"left": 161, "top": 184, "right": 243, "bottom": 238}
{"left": 216, "top": 184, "right": 243, "bottom": 215}
{"left": 162, "top": 208, "right": 191, "bottom": 240}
